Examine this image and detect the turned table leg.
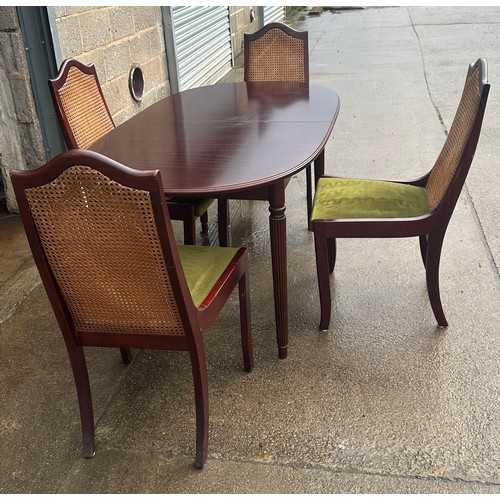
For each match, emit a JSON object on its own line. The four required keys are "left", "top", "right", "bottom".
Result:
{"left": 268, "top": 181, "right": 288, "bottom": 359}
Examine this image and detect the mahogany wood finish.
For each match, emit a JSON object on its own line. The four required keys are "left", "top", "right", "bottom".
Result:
{"left": 48, "top": 58, "right": 218, "bottom": 246}
{"left": 312, "top": 58, "right": 490, "bottom": 330}
{"left": 244, "top": 22, "right": 321, "bottom": 229}
{"left": 10, "top": 149, "right": 253, "bottom": 468}
{"left": 89, "top": 81, "right": 340, "bottom": 358}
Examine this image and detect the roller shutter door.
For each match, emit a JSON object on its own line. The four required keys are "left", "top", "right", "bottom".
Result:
{"left": 170, "top": 6, "right": 232, "bottom": 91}
{"left": 263, "top": 6, "right": 285, "bottom": 24}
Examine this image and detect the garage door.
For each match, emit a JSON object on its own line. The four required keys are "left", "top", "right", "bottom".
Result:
{"left": 164, "top": 6, "right": 233, "bottom": 93}
{"left": 263, "top": 6, "right": 285, "bottom": 24}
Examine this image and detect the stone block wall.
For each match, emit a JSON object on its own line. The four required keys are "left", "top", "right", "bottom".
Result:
{"left": 0, "top": 5, "right": 266, "bottom": 212}
{"left": 53, "top": 6, "right": 170, "bottom": 126}
{"left": 229, "top": 6, "right": 260, "bottom": 65}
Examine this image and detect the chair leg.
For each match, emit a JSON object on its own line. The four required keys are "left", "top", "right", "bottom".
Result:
{"left": 314, "top": 149, "right": 325, "bottom": 182}
{"left": 200, "top": 211, "right": 209, "bottom": 235}
{"left": 419, "top": 234, "right": 428, "bottom": 268}
{"left": 306, "top": 164, "right": 313, "bottom": 231}
{"left": 120, "top": 348, "right": 132, "bottom": 365}
{"left": 217, "top": 199, "right": 230, "bottom": 247}
{"left": 238, "top": 268, "right": 254, "bottom": 372}
{"left": 65, "top": 342, "right": 95, "bottom": 458}
{"left": 327, "top": 237, "right": 336, "bottom": 273}
{"left": 189, "top": 343, "right": 209, "bottom": 469}
{"left": 314, "top": 227, "right": 332, "bottom": 331}
{"left": 310, "top": 149, "right": 325, "bottom": 231}
{"left": 425, "top": 231, "right": 448, "bottom": 327}
{"left": 183, "top": 214, "right": 197, "bottom": 245}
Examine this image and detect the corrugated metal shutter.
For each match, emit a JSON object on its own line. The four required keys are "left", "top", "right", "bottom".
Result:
{"left": 171, "top": 6, "right": 232, "bottom": 91}
{"left": 263, "top": 6, "right": 285, "bottom": 24}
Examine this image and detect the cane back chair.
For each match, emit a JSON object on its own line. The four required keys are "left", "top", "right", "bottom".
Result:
{"left": 311, "top": 58, "right": 490, "bottom": 330}
{"left": 10, "top": 149, "right": 253, "bottom": 468}
{"left": 243, "top": 22, "right": 320, "bottom": 229}
{"left": 48, "top": 58, "right": 224, "bottom": 246}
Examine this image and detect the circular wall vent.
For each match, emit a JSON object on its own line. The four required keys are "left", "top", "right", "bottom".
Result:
{"left": 129, "top": 65, "right": 144, "bottom": 102}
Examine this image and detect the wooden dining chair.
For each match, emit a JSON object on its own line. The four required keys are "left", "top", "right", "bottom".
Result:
{"left": 10, "top": 149, "right": 253, "bottom": 468}
{"left": 311, "top": 58, "right": 490, "bottom": 330}
{"left": 48, "top": 58, "right": 220, "bottom": 246}
{"left": 243, "top": 22, "right": 320, "bottom": 229}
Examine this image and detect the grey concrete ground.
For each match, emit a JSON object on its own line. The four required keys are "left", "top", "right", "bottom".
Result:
{"left": 1, "top": 6, "right": 500, "bottom": 494}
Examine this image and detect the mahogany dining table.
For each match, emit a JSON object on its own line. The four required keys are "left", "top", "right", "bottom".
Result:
{"left": 90, "top": 80, "right": 340, "bottom": 359}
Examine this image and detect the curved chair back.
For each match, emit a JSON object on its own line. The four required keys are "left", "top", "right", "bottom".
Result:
{"left": 244, "top": 22, "right": 309, "bottom": 83}
{"left": 11, "top": 149, "right": 196, "bottom": 340}
{"left": 426, "top": 58, "right": 490, "bottom": 213}
{"left": 49, "top": 59, "right": 115, "bottom": 150}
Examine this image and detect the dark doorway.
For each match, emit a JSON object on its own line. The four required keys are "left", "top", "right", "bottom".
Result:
{"left": 17, "top": 6, "right": 65, "bottom": 159}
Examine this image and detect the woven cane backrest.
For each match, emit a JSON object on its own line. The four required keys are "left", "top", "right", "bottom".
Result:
{"left": 245, "top": 24, "right": 308, "bottom": 83}
{"left": 25, "top": 166, "right": 185, "bottom": 336}
{"left": 425, "top": 65, "right": 482, "bottom": 211}
{"left": 56, "top": 64, "right": 114, "bottom": 149}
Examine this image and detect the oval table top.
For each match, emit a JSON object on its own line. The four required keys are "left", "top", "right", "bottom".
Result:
{"left": 90, "top": 81, "right": 340, "bottom": 197}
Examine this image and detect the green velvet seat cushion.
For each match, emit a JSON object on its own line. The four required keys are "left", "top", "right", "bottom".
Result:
{"left": 311, "top": 177, "right": 429, "bottom": 221}
{"left": 178, "top": 245, "right": 239, "bottom": 307}
{"left": 170, "top": 197, "right": 214, "bottom": 217}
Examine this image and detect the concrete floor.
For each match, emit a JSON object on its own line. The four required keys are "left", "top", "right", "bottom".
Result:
{"left": 1, "top": 6, "right": 500, "bottom": 493}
